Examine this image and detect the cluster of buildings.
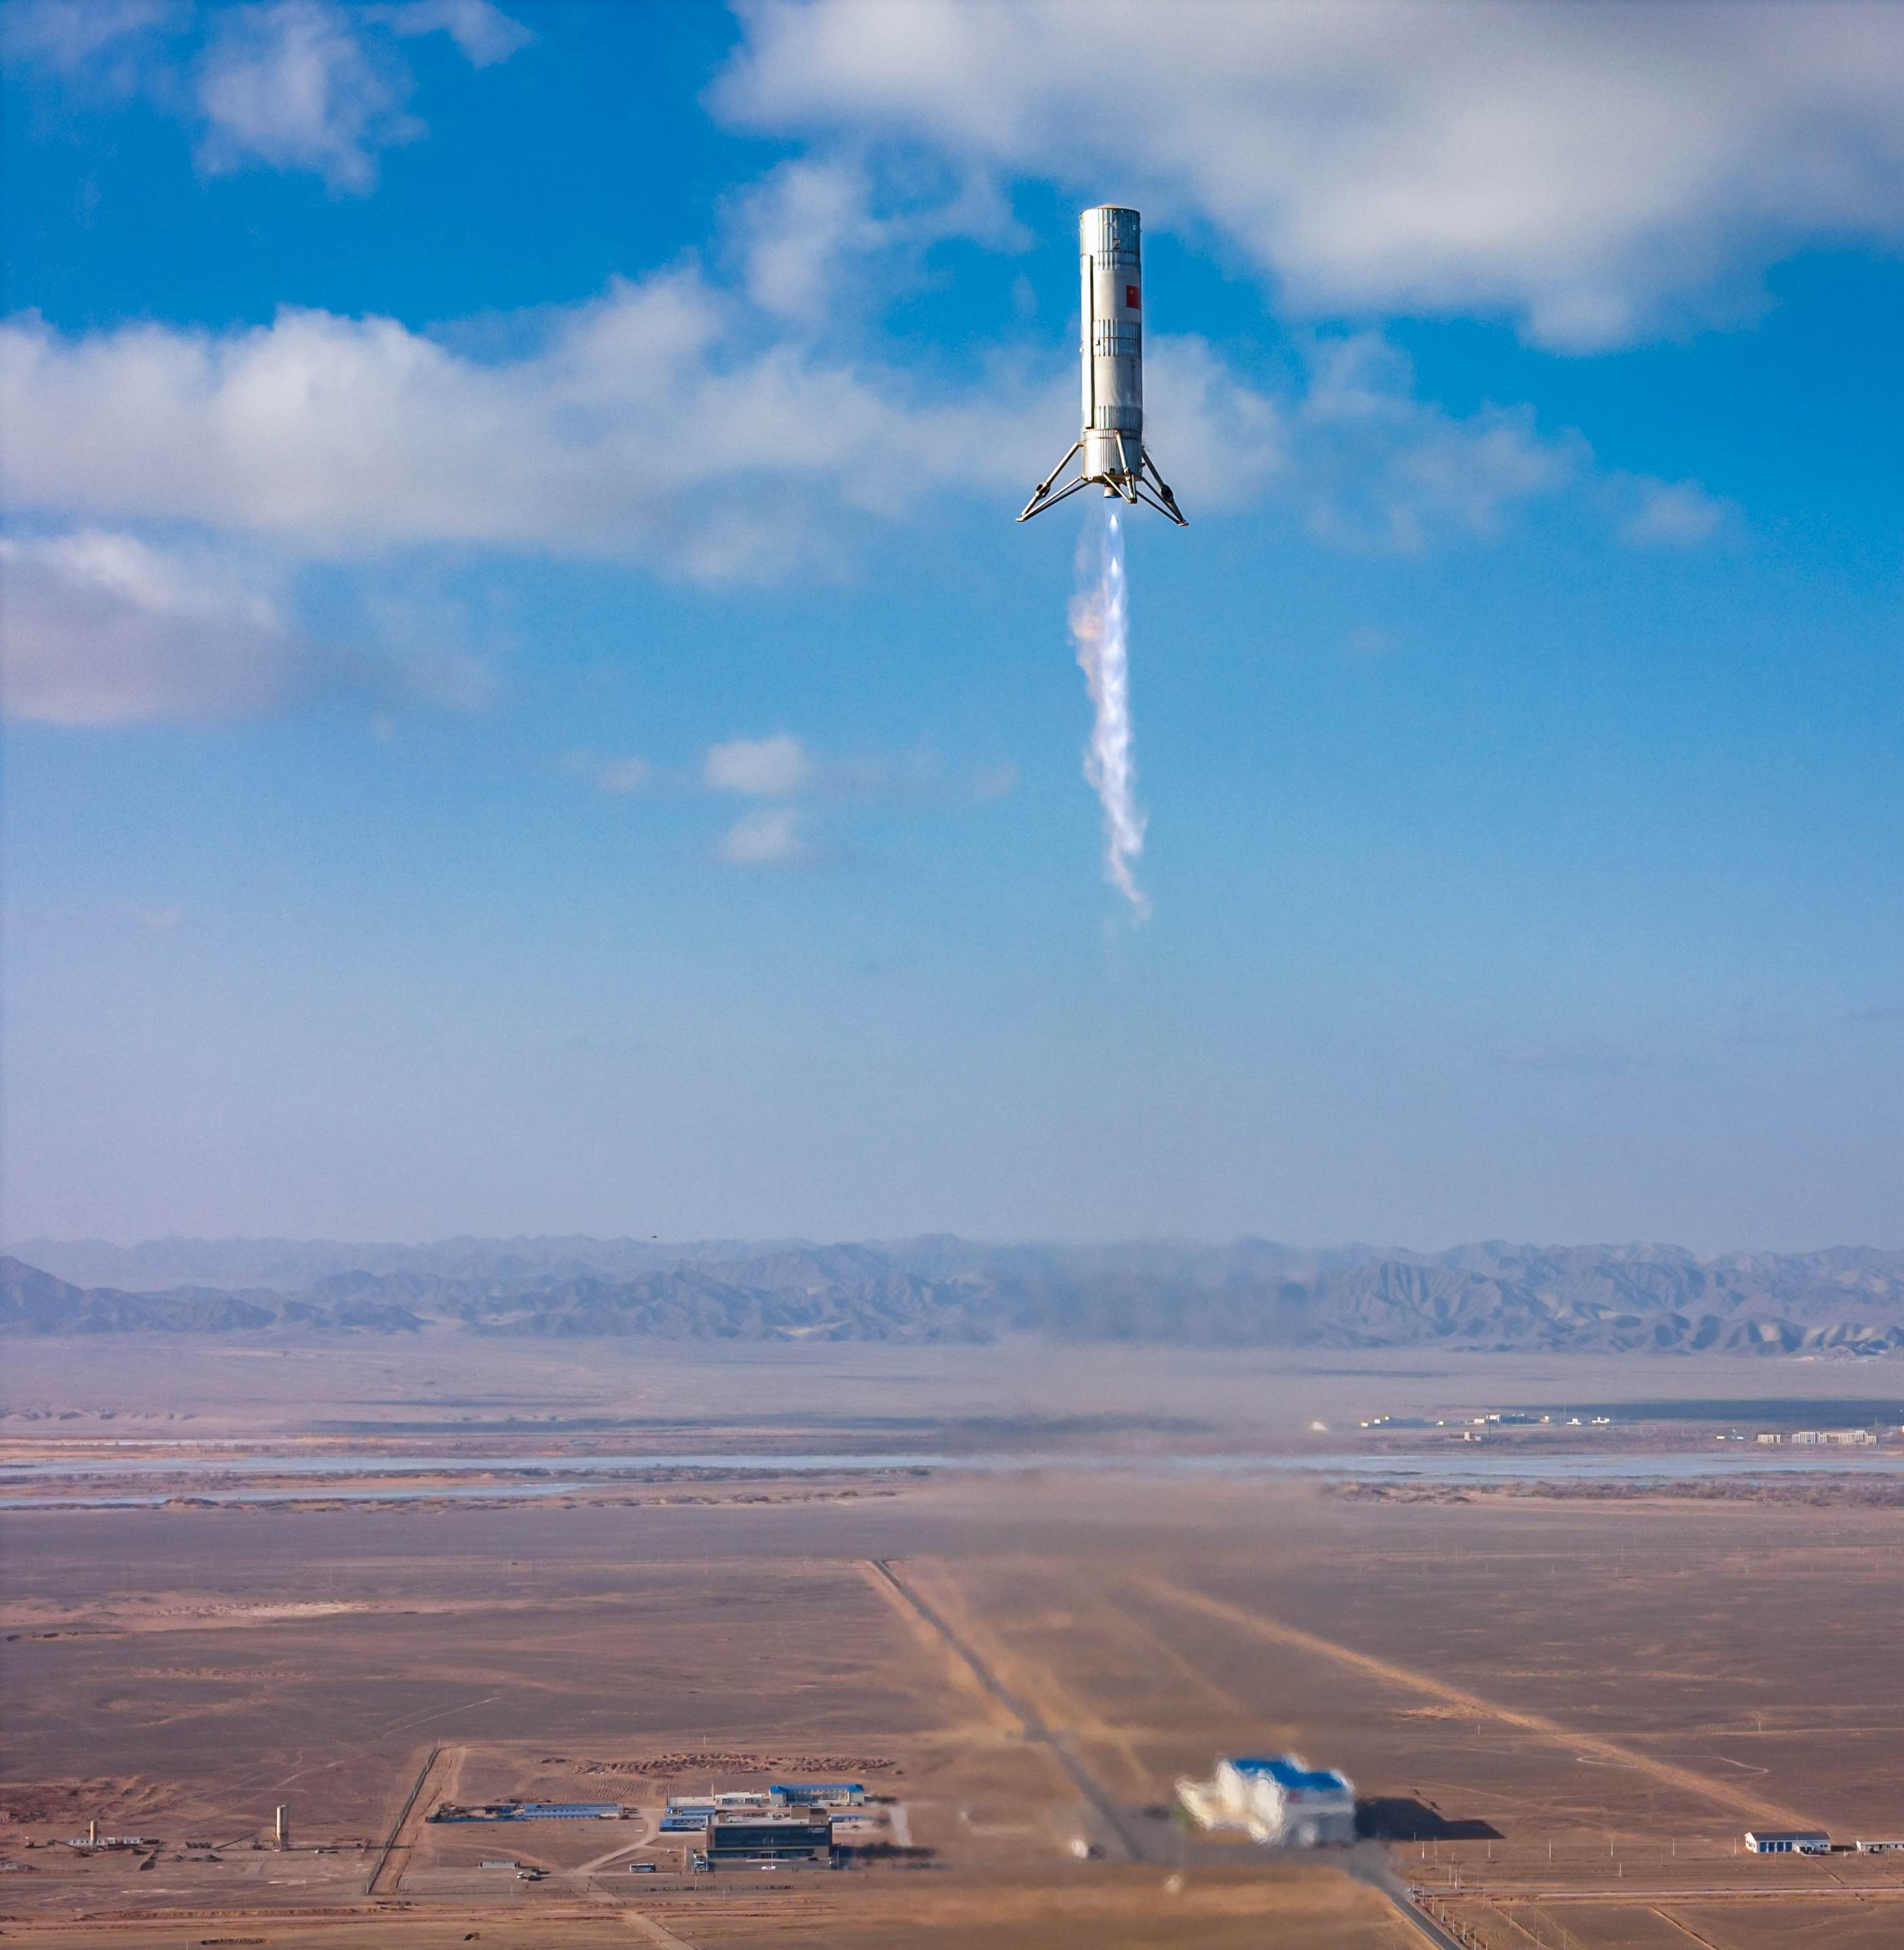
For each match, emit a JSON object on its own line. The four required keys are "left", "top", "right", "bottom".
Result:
{"left": 1362, "top": 1409, "right": 1901, "bottom": 1448}
{"left": 1175, "top": 1754, "right": 1356, "bottom": 1848}
{"left": 659, "top": 1783, "right": 865, "bottom": 1869}
{"left": 430, "top": 1782, "right": 869, "bottom": 1870}
{"left": 1752, "top": 1428, "right": 1882, "bottom": 1446}
{"left": 1360, "top": 1412, "right": 1613, "bottom": 1435}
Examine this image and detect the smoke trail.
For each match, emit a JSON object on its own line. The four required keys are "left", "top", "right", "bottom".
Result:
{"left": 1068, "top": 502, "right": 1148, "bottom": 916}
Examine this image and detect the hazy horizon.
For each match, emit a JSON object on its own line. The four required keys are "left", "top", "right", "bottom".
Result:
{"left": 13, "top": 1228, "right": 1903, "bottom": 1261}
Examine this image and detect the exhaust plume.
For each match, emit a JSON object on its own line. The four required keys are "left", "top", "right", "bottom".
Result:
{"left": 1069, "top": 502, "right": 1148, "bottom": 915}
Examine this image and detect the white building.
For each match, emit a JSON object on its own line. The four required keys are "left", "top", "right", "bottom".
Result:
{"left": 1177, "top": 1753, "right": 1356, "bottom": 1846}
{"left": 1744, "top": 1829, "right": 1830, "bottom": 1854}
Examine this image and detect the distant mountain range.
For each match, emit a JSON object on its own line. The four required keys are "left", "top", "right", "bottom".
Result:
{"left": 6, "top": 1236, "right": 1904, "bottom": 1354}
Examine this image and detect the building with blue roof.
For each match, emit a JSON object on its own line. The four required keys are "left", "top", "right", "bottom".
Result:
{"left": 769, "top": 1783, "right": 866, "bottom": 1807}
{"left": 427, "top": 1800, "right": 624, "bottom": 1823}
{"left": 1176, "top": 1752, "right": 1356, "bottom": 1846}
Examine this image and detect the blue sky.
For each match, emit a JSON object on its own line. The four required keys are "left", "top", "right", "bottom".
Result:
{"left": 3, "top": 0, "right": 1901, "bottom": 1247}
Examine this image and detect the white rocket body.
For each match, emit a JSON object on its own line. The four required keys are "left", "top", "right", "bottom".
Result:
{"left": 1020, "top": 205, "right": 1185, "bottom": 525}
{"left": 1080, "top": 205, "right": 1144, "bottom": 492}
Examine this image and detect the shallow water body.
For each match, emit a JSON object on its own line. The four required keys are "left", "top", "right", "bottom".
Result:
{"left": 5, "top": 1443, "right": 1904, "bottom": 1508}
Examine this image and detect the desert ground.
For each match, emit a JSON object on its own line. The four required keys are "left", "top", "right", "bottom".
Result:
{"left": 5, "top": 1339, "right": 1904, "bottom": 1948}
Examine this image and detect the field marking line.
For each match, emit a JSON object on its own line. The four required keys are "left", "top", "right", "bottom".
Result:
{"left": 993, "top": 1569, "right": 1252, "bottom": 1790}
{"left": 863, "top": 1559, "right": 1142, "bottom": 1863}
{"left": 1649, "top": 1908, "right": 1727, "bottom": 1949}
{"left": 272, "top": 1693, "right": 497, "bottom": 1790}
{"left": 900, "top": 1557, "right": 1152, "bottom": 1793}
{"left": 1137, "top": 1578, "right": 1817, "bottom": 1830}
{"left": 627, "top": 1914, "right": 698, "bottom": 1949}
{"left": 1464, "top": 1897, "right": 1551, "bottom": 1949}
{"left": 854, "top": 1558, "right": 1020, "bottom": 1737}
{"left": 1097, "top": 1592, "right": 1258, "bottom": 1721}
{"left": 386, "top": 1694, "right": 499, "bottom": 1735}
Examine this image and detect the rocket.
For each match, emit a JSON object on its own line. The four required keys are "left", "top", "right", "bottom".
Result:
{"left": 1019, "top": 205, "right": 1186, "bottom": 525}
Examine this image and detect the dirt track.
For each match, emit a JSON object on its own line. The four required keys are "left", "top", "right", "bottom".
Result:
{"left": 1135, "top": 1579, "right": 1817, "bottom": 1830}
{"left": 366, "top": 1744, "right": 451, "bottom": 1895}
{"left": 865, "top": 1558, "right": 1142, "bottom": 1861}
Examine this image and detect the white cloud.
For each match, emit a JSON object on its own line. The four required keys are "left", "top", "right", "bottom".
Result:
{"left": 0, "top": 529, "right": 305, "bottom": 723}
{"left": 1618, "top": 477, "right": 1728, "bottom": 548}
{"left": 563, "top": 732, "right": 1008, "bottom": 861}
{"left": 1284, "top": 335, "right": 1582, "bottom": 552}
{"left": 0, "top": 277, "right": 1087, "bottom": 580}
{"left": 718, "top": 804, "right": 808, "bottom": 866}
{"left": 1, "top": 287, "right": 1620, "bottom": 582}
{"left": 4, "top": 0, "right": 529, "bottom": 192}
{"left": 1138, "top": 335, "right": 1282, "bottom": 515}
{"left": 704, "top": 733, "right": 816, "bottom": 796}
{"left": 1, "top": 0, "right": 184, "bottom": 82}
{"left": 731, "top": 157, "right": 890, "bottom": 326}
{"left": 724, "top": 153, "right": 1023, "bottom": 326}
{"left": 196, "top": 0, "right": 423, "bottom": 192}
{"left": 385, "top": 0, "right": 530, "bottom": 68}
{"left": 719, "top": 0, "right": 1904, "bottom": 349}
{"left": 0, "top": 529, "right": 510, "bottom": 726}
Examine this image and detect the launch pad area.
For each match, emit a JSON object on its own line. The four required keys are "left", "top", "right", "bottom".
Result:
{"left": 6, "top": 1341, "right": 1904, "bottom": 1948}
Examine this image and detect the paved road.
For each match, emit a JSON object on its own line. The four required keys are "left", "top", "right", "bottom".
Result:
{"left": 366, "top": 1743, "right": 445, "bottom": 1896}
{"left": 1345, "top": 1851, "right": 1471, "bottom": 1950}
{"left": 867, "top": 1559, "right": 1142, "bottom": 1863}
{"left": 626, "top": 1914, "right": 697, "bottom": 1949}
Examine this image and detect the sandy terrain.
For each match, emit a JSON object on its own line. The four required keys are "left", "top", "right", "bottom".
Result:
{"left": 5, "top": 1341, "right": 1903, "bottom": 1947}
{"left": 9, "top": 1334, "right": 1903, "bottom": 1449}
